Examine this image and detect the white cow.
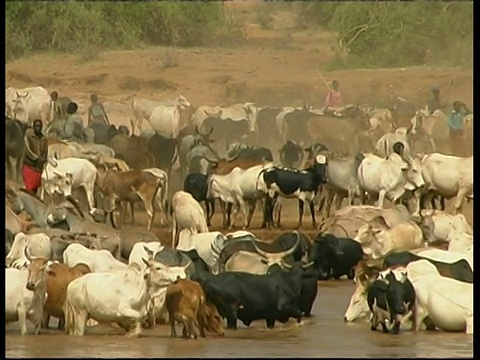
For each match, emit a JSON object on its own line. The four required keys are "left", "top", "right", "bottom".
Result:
{"left": 6, "top": 232, "right": 52, "bottom": 268}
{"left": 374, "top": 127, "right": 412, "bottom": 158}
{"left": 5, "top": 249, "right": 49, "bottom": 335}
{"left": 357, "top": 152, "right": 425, "bottom": 210}
{"left": 418, "top": 153, "right": 473, "bottom": 214}
{"left": 191, "top": 105, "right": 222, "bottom": 128}
{"left": 40, "top": 157, "right": 99, "bottom": 215}
{"left": 176, "top": 230, "right": 227, "bottom": 271}
{"left": 420, "top": 209, "right": 472, "bottom": 242}
{"left": 415, "top": 248, "right": 473, "bottom": 271}
{"left": 130, "top": 95, "right": 191, "bottom": 135}
{"left": 6, "top": 86, "right": 53, "bottom": 124}
{"left": 63, "top": 243, "right": 127, "bottom": 273}
{"left": 171, "top": 191, "right": 209, "bottom": 249}
{"left": 128, "top": 242, "right": 165, "bottom": 270}
{"left": 447, "top": 230, "right": 473, "bottom": 254}
{"left": 411, "top": 274, "right": 473, "bottom": 334}
{"left": 355, "top": 222, "right": 425, "bottom": 259}
{"left": 207, "top": 162, "right": 275, "bottom": 229}
{"left": 64, "top": 259, "right": 188, "bottom": 336}
{"left": 147, "top": 104, "right": 183, "bottom": 139}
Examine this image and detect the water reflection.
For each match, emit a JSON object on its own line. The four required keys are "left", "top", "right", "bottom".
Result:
{"left": 6, "top": 282, "right": 473, "bottom": 358}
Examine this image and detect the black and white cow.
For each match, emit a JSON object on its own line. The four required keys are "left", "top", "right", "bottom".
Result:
{"left": 279, "top": 140, "right": 304, "bottom": 168}
{"left": 183, "top": 173, "right": 215, "bottom": 226}
{"left": 261, "top": 154, "right": 328, "bottom": 228}
{"left": 367, "top": 270, "right": 416, "bottom": 335}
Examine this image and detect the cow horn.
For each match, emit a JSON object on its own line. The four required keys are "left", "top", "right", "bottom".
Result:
{"left": 183, "top": 260, "right": 192, "bottom": 271}
{"left": 208, "top": 126, "right": 214, "bottom": 135}
{"left": 141, "top": 257, "right": 150, "bottom": 267}
{"left": 24, "top": 246, "right": 34, "bottom": 262}
{"left": 278, "top": 232, "right": 301, "bottom": 258}
{"left": 203, "top": 154, "right": 218, "bottom": 164}
{"left": 251, "top": 240, "right": 270, "bottom": 259}
{"left": 302, "top": 261, "right": 315, "bottom": 269}
{"left": 143, "top": 245, "right": 155, "bottom": 260}
{"left": 226, "top": 150, "right": 240, "bottom": 162}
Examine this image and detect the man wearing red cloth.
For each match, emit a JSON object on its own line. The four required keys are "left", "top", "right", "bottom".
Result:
{"left": 22, "top": 119, "right": 48, "bottom": 193}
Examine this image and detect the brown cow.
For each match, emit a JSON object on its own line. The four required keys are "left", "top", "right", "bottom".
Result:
{"left": 203, "top": 154, "right": 266, "bottom": 175}
{"left": 108, "top": 133, "right": 155, "bottom": 170}
{"left": 42, "top": 261, "right": 91, "bottom": 329}
{"left": 96, "top": 166, "right": 162, "bottom": 231}
{"left": 166, "top": 279, "right": 224, "bottom": 339}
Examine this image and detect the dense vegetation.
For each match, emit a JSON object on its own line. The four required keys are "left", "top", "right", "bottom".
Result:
{"left": 6, "top": 2, "right": 241, "bottom": 62}
{"left": 298, "top": 2, "right": 473, "bottom": 69}
{"left": 7, "top": 2, "right": 473, "bottom": 70}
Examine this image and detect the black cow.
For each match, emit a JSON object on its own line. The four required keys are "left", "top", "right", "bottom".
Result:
{"left": 199, "top": 265, "right": 304, "bottom": 329}
{"left": 147, "top": 133, "right": 177, "bottom": 179}
{"left": 268, "top": 261, "right": 318, "bottom": 317}
{"left": 279, "top": 140, "right": 304, "bottom": 168}
{"left": 183, "top": 173, "right": 215, "bottom": 226}
{"left": 367, "top": 271, "right": 415, "bottom": 334}
{"left": 383, "top": 251, "right": 473, "bottom": 283}
{"left": 180, "top": 249, "right": 211, "bottom": 281}
{"left": 284, "top": 106, "right": 319, "bottom": 143}
{"left": 262, "top": 155, "right": 328, "bottom": 228}
{"left": 89, "top": 121, "right": 129, "bottom": 144}
{"left": 154, "top": 247, "right": 196, "bottom": 279}
{"left": 6, "top": 229, "right": 14, "bottom": 254}
{"left": 6, "top": 117, "right": 28, "bottom": 181}
{"left": 309, "top": 233, "right": 364, "bottom": 280}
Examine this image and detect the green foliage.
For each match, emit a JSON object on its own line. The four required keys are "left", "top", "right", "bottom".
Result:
{"left": 6, "top": 2, "right": 242, "bottom": 62}
{"left": 297, "top": 2, "right": 473, "bottom": 69}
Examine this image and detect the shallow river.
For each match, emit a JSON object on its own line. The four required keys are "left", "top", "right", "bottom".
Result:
{"left": 6, "top": 280, "right": 473, "bottom": 358}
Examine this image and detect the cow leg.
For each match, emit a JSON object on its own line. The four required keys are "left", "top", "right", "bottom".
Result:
{"left": 370, "top": 312, "right": 379, "bottom": 331}
{"left": 172, "top": 219, "right": 178, "bottom": 248}
{"left": 42, "top": 313, "right": 50, "bottom": 329}
{"left": 18, "top": 306, "right": 29, "bottom": 335}
{"left": 246, "top": 200, "right": 256, "bottom": 229}
{"left": 266, "top": 318, "right": 276, "bottom": 329}
{"left": 466, "top": 315, "right": 474, "bottom": 335}
{"left": 58, "top": 317, "right": 66, "bottom": 330}
{"left": 454, "top": 188, "right": 468, "bottom": 214}
{"left": 74, "top": 309, "right": 88, "bottom": 336}
{"left": 169, "top": 313, "right": 177, "bottom": 338}
{"left": 413, "top": 304, "right": 429, "bottom": 332}
{"left": 308, "top": 201, "right": 316, "bottom": 228}
{"left": 376, "top": 190, "right": 387, "bottom": 208}
{"left": 219, "top": 201, "right": 228, "bottom": 228}
{"left": 204, "top": 200, "right": 212, "bottom": 227}
{"left": 380, "top": 321, "right": 389, "bottom": 334}
{"left": 439, "top": 196, "right": 446, "bottom": 211}
{"left": 229, "top": 202, "right": 241, "bottom": 230}
{"left": 83, "top": 185, "right": 97, "bottom": 216}
{"left": 296, "top": 199, "right": 304, "bottom": 229}
{"left": 261, "top": 198, "right": 271, "bottom": 228}
{"left": 143, "top": 198, "right": 156, "bottom": 232}
{"left": 129, "top": 202, "right": 136, "bottom": 225}
{"left": 235, "top": 196, "right": 249, "bottom": 229}
{"left": 208, "top": 198, "right": 216, "bottom": 226}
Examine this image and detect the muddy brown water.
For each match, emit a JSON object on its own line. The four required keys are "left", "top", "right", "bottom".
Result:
{"left": 6, "top": 280, "right": 473, "bottom": 358}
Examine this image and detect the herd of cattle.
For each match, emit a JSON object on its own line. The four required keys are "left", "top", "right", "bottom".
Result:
{"left": 5, "top": 85, "right": 474, "bottom": 339}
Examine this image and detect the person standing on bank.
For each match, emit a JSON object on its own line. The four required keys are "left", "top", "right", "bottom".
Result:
{"left": 22, "top": 119, "right": 48, "bottom": 194}
{"left": 88, "top": 94, "right": 110, "bottom": 126}
{"left": 448, "top": 101, "right": 467, "bottom": 156}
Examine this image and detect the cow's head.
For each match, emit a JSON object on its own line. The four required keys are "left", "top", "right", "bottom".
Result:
{"left": 243, "top": 103, "right": 258, "bottom": 132}
{"left": 304, "top": 143, "right": 329, "bottom": 160}
{"left": 46, "top": 206, "right": 68, "bottom": 226}
{"left": 200, "top": 302, "right": 225, "bottom": 336}
{"left": 194, "top": 125, "right": 216, "bottom": 148}
{"left": 12, "top": 91, "right": 30, "bottom": 120}
{"left": 177, "top": 95, "right": 192, "bottom": 110}
{"left": 309, "top": 233, "right": 344, "bottom": 280}
{"left": 252, "top": 232, "right": 301, "bottom": 271}
{"left": 311, "top": 154, "right": 328, "bottom": 183}
{"left": 24, "top": 247, "right": 50, "bottom": 291}
{"left": 44, "top": 172, "right": 73, "bottom": 198}
{"left": 344, "top": 282, "right": 371, "bottom": 323}
{"left": 141, "top": 258, "right": 189, "bottom": 290}
{"left": 403, "top": 156, "right": 425, "bottom": 191}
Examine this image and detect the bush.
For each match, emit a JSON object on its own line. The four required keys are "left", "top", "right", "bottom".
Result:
{"left": 296, "top": 2, "right": 473, "bottom": 69}
{"left": 6, "top": 2, "right": 242, "bottom": 62}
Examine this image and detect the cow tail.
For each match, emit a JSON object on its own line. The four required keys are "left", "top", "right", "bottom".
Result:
{"left": 161, "top": 175, "right": 169, "bottom": 217}
{"left": 64, "top": 296, "right": 74, "bottom": 335}
{"left": 354, "top": 153, "right": 365, "bottom": 177}
{"left": 128, "top": 100, "right": 136, "bottom": 134}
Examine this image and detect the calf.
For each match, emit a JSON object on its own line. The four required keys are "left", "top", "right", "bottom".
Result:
{"left": 368, "top": 270, "right": 415, "bottom": 334}
{"left": 96, "top": 166, "right": 162, "bottom": 231}
{"left": 42, "top": 261, "right": 92, "bottom": 329}
{"left": 183, "top": 173, "right": 215, "bottom": 226}
{"left": 279, "top": 140, "right": 304, "bottom": 168}
{"left": 63, "top": 243, "right": 128, "bottom": 273}
{"left": 5, "top": 248, "right": 49, "bottom": 335}
{"left": 166, "top": 279, "right": 224, "bottom": 339}
{"left": 262, "top": 154, "right": 328, "bottom": 228}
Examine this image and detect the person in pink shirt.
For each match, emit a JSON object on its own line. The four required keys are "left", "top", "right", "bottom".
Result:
{"left": 322, "top": 80, "right": 344, "bottom": 115}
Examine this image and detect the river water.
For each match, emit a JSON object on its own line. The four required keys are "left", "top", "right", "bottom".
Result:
{"left": 5, "top": 280, "right": 472, "bottom": 358}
